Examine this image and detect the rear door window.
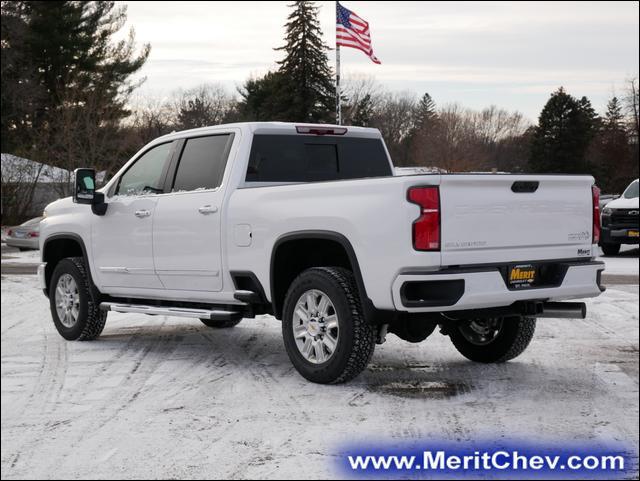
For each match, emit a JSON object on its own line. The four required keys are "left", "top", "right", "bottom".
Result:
{"left": 172, "top": 134, "right": 233, "bottom": 192}
{"left": 246, "top": 135, "right": 391, "bottom": 183}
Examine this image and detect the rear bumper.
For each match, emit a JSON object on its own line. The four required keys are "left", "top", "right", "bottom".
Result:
{"left": 600, "top": 226, "right": 640, "bottom": 245}
{"left": 391, "top": 260, "right": 605, "bottom": 312}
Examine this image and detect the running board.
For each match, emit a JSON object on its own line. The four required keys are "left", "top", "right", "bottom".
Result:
{"left": 100, "top": 302, "right": 242, "bottom": 321}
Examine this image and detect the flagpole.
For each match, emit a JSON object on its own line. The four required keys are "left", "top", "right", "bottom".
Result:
{"left": 335, "top": 2, "right": 341, "bottom": 125}
{"left": 336, "top": 44, "right": 341, "bottom": 125}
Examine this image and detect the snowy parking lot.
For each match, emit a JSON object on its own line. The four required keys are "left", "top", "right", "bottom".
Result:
{"left": 1, "top": 249, "right": 639, "bottom": 479}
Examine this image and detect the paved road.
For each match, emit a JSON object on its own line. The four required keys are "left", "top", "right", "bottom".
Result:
{"left": 1, "top": 264, "right": 40, "bottom": 275}
{"left": 1, "top": 244, "right": 38, "bottom": 275}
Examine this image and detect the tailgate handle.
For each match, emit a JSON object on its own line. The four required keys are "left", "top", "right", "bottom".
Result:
{"left": 511, "top": 181, "right": 539, "bottom": 193}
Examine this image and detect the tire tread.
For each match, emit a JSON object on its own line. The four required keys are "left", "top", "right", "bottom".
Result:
{"left": 287, "top": 267, "right": 375, "bottom": 384}
{"left": 495, "top": 317, "right": 536, "bottom": 362}
{"left": 67, "top": 257, "right": 106, "bottom": 340}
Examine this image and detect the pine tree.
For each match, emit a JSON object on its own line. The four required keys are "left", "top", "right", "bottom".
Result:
{"left": 529, "top": 87, "right": 599, "bottom": 174}
{"left": 413, "top": 93, "right": 437, "bottom": 131}
{"left": 406, "top": 93, "right": 438, "bottom": 165}
{"left": 176, "top": 84, "right": 231, "bottom": 129}
{"left": 590, "top": 97, "right": 632, "bottom": 192}
{"left": 604, "top": 97, "right": 625, "bottom": 131}
{"left": 238, "top": 72, "right": 289, "bottom": 121}
{"left": 1, "top": 1, "right": 149, "bottom": 167}
{"left": 275, "top": 1, "right": 334, "bottom": 122}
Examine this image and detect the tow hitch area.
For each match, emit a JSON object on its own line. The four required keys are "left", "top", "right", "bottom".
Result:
{"left": 442, "top": 301, "right": 588, "bottom": 321}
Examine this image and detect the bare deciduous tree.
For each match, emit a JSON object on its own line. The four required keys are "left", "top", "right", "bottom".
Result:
{"left": 341, "top": 74, "right": 383, "bottom": 126}
{"left": 173, "top": 83, "right": 236, "bottom": 130}
{"left": 624, "top": 77, "right": 639, "bottom": 142}
{"left": 128, "top": 96, "right": 176, "bottom": 145}
{"left": 409, "top": 103, "right": 530, "bottom": 172}
{"left": 1, "top": 154, "right": 46, "bottom": 223}
{"left": 369, "top": 91, "right": 417, "bottom": 165}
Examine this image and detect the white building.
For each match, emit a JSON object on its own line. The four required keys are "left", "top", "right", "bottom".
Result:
{"left": 1, "top": 153, "right": 105, "bottom": 222}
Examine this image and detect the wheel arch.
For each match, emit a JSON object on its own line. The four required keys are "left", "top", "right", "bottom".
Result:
{"left": 269, "top": 231, "right": 369, "bottom": 320}
{"left": 42, "top": 233, "right": 94, "bottom": 295}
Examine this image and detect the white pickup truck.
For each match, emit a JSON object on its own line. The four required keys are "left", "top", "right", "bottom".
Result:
{"left": 39, "top": 122, "right": 606, "bottom": 384}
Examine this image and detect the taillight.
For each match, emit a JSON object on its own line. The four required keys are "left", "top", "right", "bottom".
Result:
{"left": 7, "top": 229, "right": 12, "bottom": 236}
{"left": 28, "top": 231, "right": 39, "bottom": 238}
{"left": 592, "top": 185, "right": 600, "bottom": 244}
{"left": 408, "top": 186, "right": 440, "bottom": 251}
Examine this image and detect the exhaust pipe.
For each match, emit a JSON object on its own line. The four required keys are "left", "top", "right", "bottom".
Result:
{"left": 537, "top": 302, "right": 587, "bottom": 319}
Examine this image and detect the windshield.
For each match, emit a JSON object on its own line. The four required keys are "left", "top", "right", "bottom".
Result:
{"left": 623, "top": 180, "right": 639, "bottom": 199}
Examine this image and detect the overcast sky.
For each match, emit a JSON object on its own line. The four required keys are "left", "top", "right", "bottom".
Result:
{"left": 118, "top": 1, "right": 639, "bottom": 121}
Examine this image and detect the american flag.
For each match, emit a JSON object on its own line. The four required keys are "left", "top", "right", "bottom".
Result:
{"left": 336, "top": 2, "right": 381, "bottom": 64}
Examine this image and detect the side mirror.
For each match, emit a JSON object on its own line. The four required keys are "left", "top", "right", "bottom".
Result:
{"left": 73, "top": 168, "right": 108, "bottom": 216}
{"left": 73, "top": 168, "right": 96, "bottom": 204}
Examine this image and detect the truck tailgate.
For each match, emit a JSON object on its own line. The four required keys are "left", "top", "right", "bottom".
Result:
{"left": 439, "top": 175, "right": 596, "bottom": 265}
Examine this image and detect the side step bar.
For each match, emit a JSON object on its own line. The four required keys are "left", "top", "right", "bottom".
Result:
{"left": 100, "top": 302, "right": 242, "bottom": 322}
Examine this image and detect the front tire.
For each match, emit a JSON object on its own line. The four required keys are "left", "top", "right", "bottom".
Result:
{"left": 49, "top": 257, "right": 107, "bottom": 341}
{"left": 282, "top": 267, "right": 375, "bottom": 384}
{"left": 448, "top": 316, "right": 536, "bottom": 363}
{"left": 600, "top": 243, "right": 621, "bottom": 256}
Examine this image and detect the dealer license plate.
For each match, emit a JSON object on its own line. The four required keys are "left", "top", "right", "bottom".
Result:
{"left": 508, "top": 264, "right": 537, "bottom": 289}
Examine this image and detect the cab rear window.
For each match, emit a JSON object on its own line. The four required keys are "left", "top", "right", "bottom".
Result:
{"left": 246, "top": 135, "right": 391, "bottom": 183}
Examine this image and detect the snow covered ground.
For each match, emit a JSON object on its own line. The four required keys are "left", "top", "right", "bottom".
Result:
{"left": 1, "top": 275, "right": 638, "bottom": 479}
{"left": 597, "top": 245, "right": 639, "bottom": 276}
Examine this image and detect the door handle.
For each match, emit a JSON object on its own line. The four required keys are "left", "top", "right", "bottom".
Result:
{"left": 198, "top": 205, "right": 218, "bottom": 215}
{"left": 134, "top": 210, "right": 151, "bottom": 218}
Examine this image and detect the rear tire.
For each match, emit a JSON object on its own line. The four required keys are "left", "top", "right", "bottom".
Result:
{"left": 282, "top": 267, "right": 375, "bottom": 384}
{"left": 600, "top": 243, "right": 621, "bottom": 256}
{"left": 448, "top": 316, "right": 536, "bottom": 363}
{"left": 49, "top": 257, "right": 106, "bottom": 341}
{"left": 200, "top": 318, "right": 241, "bottom": 328}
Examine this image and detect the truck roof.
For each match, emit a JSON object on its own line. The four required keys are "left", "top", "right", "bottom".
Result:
{"left": 153, "top": 122, "right": 382, "bottom": 144}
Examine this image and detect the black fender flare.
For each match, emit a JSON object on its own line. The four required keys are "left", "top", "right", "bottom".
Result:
{"left": 269, "top": 230, "right": 371, "bottom": 320}
{"left": 42, "top": 233, "right": 96, "bottom": 295}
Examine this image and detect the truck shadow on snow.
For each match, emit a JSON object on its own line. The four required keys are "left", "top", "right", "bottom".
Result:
{"left": 93, "top": 319, "right": 604, "bottom": 401}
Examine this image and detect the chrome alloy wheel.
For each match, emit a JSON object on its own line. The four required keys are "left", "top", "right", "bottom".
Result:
{"left": 55, "top": 273, "right": 80, "bottom": 328}
{"left": 292, "top": 289, "right": 339, "bottom": 364}
{"left": 458, "top": 318, "right": 504, "bottom": 346}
